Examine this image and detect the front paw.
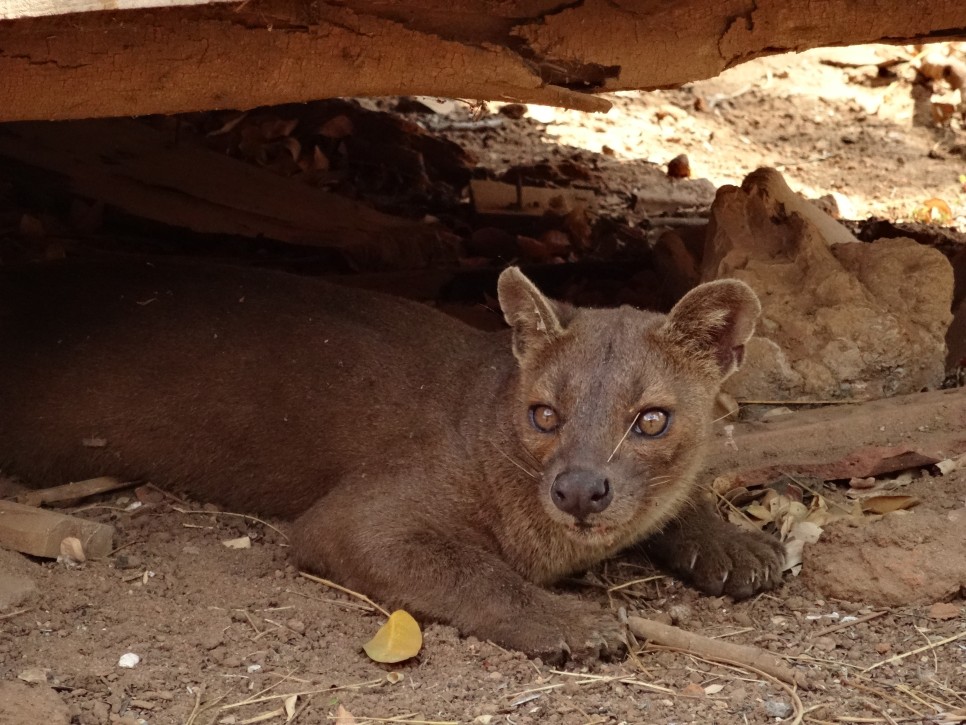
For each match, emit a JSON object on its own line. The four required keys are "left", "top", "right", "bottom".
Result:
{"left": 675, "top": 527, "right": 784, "bottom": 599}
{"left": 509, "top": 601, "right": 626, "bottom": 664}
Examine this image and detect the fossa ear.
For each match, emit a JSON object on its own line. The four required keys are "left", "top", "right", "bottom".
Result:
{"left": 661, "top": 279, "right": 761, "bottom": 379}
{"left": 497, "top": 267, "right": 564, "bottom": 362}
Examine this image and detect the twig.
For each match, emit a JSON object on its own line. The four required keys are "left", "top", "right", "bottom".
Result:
{"left": 550, "top": 669, "right": 674, "bottom": 695}
{"left": 649, "top": 644, "right": 805, "bottom": 724}
{"left": 0, "top": 607, "right": 32, "bottom": 620}
{"left": 298, "top": 572, "right": 391, "bottom": 617}
{"left": 325, "top": 718, "right": 458, "bottom": 724}
{"left": 285, "top": 587, "right": 378, "bottom": 613}
{"left": 862, "top": 631, "right": 966, "bottom": 673}
{"left": 607, "top": 575, "right": 664, "bottom": 592}
{"left": 812, "top": 610, "right": 887, "bottom": 637}
{"left": 627, "top": 616, "right": 810, "bottom": 688}
{"left": 736, "top": 398, "right": 863, "bottom": 405}
{"left": 220, "top": 679, "right": 385, "bottom": 711}
{"left": 171, "top": 505, "right": 288, "bottom": 541}
{"left": 844, "top": 679, "right": 925, "bottom": 718}
{"left": 17, "top": 476, "right": 134, "bottom": 507}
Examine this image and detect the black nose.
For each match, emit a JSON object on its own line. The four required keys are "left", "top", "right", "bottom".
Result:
{"left": 550, "top": 469, "right": 612, "bottom": 519}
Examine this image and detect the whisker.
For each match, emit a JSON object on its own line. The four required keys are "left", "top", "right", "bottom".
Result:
{"left": 490, "top": 441, "right": 539, "bottom": 479}
{"left": 607, "top": 418, "right": 638, "bottom": 463}
{"left": 710, "top": 408, "right": 739, "bottom": 425}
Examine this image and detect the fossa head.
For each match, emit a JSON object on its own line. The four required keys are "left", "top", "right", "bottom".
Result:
{"left": 497, "top": 267, "right": 760, "bottom": 548}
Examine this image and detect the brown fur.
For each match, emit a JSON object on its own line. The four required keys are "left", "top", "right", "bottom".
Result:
{"left": 0, "top": 257, "right": 783, "bottom": 660}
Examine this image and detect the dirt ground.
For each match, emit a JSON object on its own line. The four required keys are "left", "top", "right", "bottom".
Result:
{"left": 2, "top": 46, "right": 966, "bottom": 725}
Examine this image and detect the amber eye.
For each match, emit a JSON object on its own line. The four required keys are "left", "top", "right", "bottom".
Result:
{"left": 529, "top": 404, "right": 560, "bottom": 433}
{"left": 633, "top": 409, "right": 671, "bottom": 437}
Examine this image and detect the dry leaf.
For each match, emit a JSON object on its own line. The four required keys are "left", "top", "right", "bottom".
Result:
{"left": 335, "top": 704, "right": 357, "bottom": 725}
{"left": 744, "top": 502, "right": 774, "bottom": 522}
{"left": 704, "top": 683, "right": 725, "bottom": 695}
{"left": 363, "top": 610, "right": 422, "bottom": 663}
{"left": 222, "top": 536, "right": 252, "bottom": 549}
{"left": 936, "top": 452, "right": 966, "bottom": 475}
{"left": 283, "top": 694, "right": 298, "bottom": 721}
{"left": 783, "top": 520, "right": 824, "bottom": 574}
{"left": 912, "top": 197, "right": 953, "bottom": 223}
{"left": 861, "top": 495, "right": 920, "bottom": 515}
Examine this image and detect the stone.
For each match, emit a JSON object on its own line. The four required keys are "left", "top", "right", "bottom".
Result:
{"left": 702, "top": 167, "right": 953, "bottom": 400}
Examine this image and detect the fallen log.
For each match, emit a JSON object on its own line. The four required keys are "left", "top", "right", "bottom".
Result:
{"left": 1, "top": 0, "right": 965, "bottom": 122}
{"left": 706, "top": 388, "right": 966, "bottom": 485}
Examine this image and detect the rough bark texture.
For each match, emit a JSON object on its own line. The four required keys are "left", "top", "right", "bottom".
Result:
{"left": 1, "top": 0, "right": 966, "bottom": 122}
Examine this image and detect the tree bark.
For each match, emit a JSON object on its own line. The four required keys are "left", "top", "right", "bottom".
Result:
{"left": 1, "top": 0, "right": 965, "bottom": 122}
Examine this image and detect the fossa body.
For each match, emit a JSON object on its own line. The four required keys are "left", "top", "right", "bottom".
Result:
{"left": 0, "top": 257, "right": 782, "bottom": 658}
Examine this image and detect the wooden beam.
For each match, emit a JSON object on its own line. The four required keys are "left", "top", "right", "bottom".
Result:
{"left": 1, "top": 0, "right": 965, "bottom": 122}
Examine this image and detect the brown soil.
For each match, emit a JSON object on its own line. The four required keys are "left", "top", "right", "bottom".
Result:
{"left": 2, "top": 45, "right": 966, "bottom": 725}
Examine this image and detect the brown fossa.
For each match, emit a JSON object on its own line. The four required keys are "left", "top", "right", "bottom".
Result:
{"left": 0, "top": 257, "right": 783, "bottom": 660}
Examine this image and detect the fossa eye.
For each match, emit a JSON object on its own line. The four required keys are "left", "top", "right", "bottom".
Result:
{"left": 529, "top": 404, "right": 560, "bottom": 433}
{"left": 633, "top": 408, "right": 670, "bottom": 437}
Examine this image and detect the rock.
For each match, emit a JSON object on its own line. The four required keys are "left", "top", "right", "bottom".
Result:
{"left": 0, "top": 680, "right": 70, "bottom": 725}
{"left": 763, "top": 699, "right": 794, "bottom": 718}
{"left": 702, "top": 167, "right": 953, "bottom": 400}
{"left": 801, "top": 509, "right": 966, "bottom": 606}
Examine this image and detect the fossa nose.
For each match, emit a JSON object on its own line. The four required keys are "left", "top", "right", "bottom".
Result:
{"left": 550, "top": 468, "right": 612, "bottom": 520}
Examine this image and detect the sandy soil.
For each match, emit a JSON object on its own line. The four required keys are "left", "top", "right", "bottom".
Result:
{"left": 2, "top": 46, "right": 966, "bottom": 725}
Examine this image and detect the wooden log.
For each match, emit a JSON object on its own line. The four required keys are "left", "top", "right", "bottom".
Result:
{"left": 0, "top": 500, "right": 115, "bottom": 559}
{"left": 0, "top": 118, "right": 450, "bottom": 263}
{"left": 706, "top": 388, "right": 966, "bottom": 485}
{"left": 1, "top": 0, "right": 965, "bottom": 122}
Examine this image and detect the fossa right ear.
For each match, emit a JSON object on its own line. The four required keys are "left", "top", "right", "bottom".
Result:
{"left": 661, "top": 279, "right": 761, "bottom": 380}
{"left": 497, "top": 267, "right": 564, "bottom": 363}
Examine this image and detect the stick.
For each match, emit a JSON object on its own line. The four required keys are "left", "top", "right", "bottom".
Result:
{"left": 0, "top": 499, "right": 114, "bottom": 559}
{"left": 298, "top": 572, "right": 391, "bottom": 618}
{"left": 627, "top": 616, "right": 810, "bottom": 688}
{"left": 17, "top": 476, "right": 134, "bottom": 507}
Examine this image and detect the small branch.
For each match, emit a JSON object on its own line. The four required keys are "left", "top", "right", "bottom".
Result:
{"left": 862, "top": 630, "right": 966, "bottom": 673}
{"left": 298, "top": 572, "right": 391, "bottom": 618}
{"left": 17, "top": 476, "right": 134, "bottom": 507}
{"left": 171, "top": 505, "right": 288, "bottom": 541}
{"left": 627, "top": 616, "right": 810, "bottom": 689}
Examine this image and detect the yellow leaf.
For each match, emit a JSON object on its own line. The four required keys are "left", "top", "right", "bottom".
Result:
{"left": 363, "top": 610, "right": 422, "bottom": 663}
{"left": 912, "top": 197, "right": 953, "bottom": 223}
{"left": 861, "top": 495, "right": 920, "bottom": 515}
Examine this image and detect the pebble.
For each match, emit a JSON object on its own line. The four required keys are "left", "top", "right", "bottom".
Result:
{"left": 117, "top": 653, "right": 140, "bottom": 669}
{"left": 286, "top": 619, "right": 306, "bottom": 634}
{"left": 764, "top": 699, "right": 794, "bottom": 718}
{"left": 667, "top": 604, "right": 692, "bottom": 625}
